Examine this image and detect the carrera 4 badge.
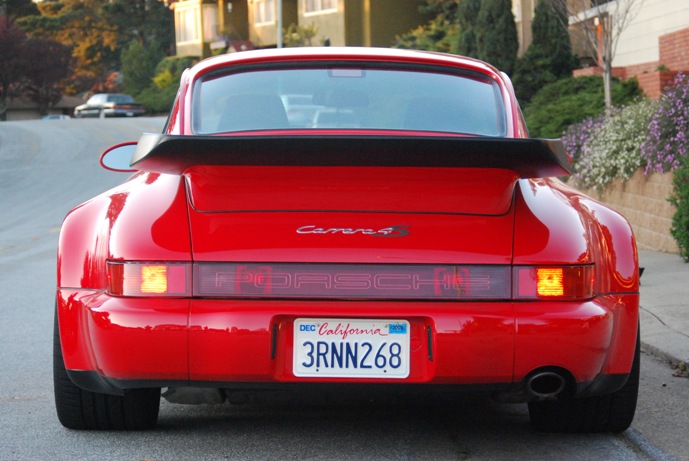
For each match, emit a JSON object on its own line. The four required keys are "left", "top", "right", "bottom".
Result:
{"left": 296, "top": 225, "right": 410, "bottom": 238}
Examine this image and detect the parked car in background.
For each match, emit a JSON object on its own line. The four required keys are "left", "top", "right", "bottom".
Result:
{"left": 55, "top": 47, "right": 640, "bottom": 433}
{"left": 73, "top": 93, "right": 144, "bottom": 118}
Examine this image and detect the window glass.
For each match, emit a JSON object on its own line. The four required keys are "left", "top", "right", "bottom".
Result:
{"left": 176, "top": 6, "right": 200, "bottom": 42}
{"left": 202, "top": 5, "right": 218, "bottom": 41}
{"left": 194, "top": 66, "right": 505, "bottom": 137}
{"left": 305, "top": 0, "right": 337, "bottom": 14}
{"left": 255, "top": 0, "right": 275, "bottom": 24}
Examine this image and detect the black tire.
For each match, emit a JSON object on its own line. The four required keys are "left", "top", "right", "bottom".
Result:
{"left": 528, "top": 328, "right": 640, "bottom": 433}
{"left": 53, "top": 309, "right": 160, "bottom": 430}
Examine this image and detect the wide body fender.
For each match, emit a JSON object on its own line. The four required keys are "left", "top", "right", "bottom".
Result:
{"left": 57, "top": 172, "right": 191, "bottom": 372}
{"left": 513, "top": 178, "right": 639, "bottom": 379}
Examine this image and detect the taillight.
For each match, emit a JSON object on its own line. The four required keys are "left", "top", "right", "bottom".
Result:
{"left": 107, "top": 262, "right": 191, "bottom": 297}
{"left": 105, "top": 261, "right": 594, "bottom": 301}
{"left": 514, "top": 265, "right": 595, "bottom": 300}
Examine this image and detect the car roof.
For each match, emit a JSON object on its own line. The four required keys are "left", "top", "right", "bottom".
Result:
{"left": 186, "top": 47, "right": 503, "bottom": 81}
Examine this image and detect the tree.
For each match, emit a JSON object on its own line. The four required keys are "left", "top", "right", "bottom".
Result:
{"left": 476, "top": 0, "right": 518, "bottom": 74}
{"left": 546, "top": 0, "right": 645, "bottom": 112}
{"left": 0, "top": 17, "right": 26, "bottom": 120}
{"left": 0, "top": 17, "right": 71, "bottom": 118}
{"left": 2, "top": 0, "right": 39, "bottom": 21}
{"left": 18, "top": 0, "right": 119, "bottom": 94}
{"left": 120, "top": 39, "right": 164, "bottom": 96}
{"left": 21, "top": 38, "right": 72, "bottom": 115}
{"left": 101, "top": 0, "right": 173, "bottom": 54}
{"left": 457, "top": 0, "right": 480, "bottom": 57}
{"left": 136, "top": 56, "right": 198, "bottom": 114}
{"left": 513, "top": 0, "right": 576, "bottom": 102}
{"left": 394, "top": 0, "right": 459, "bottom": 53}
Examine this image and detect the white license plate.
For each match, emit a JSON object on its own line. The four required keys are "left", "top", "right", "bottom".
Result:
{"left": 293, "top": 318, "right": 410, "bottom": 379}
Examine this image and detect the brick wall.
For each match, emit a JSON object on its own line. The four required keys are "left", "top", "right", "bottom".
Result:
{"left": 572, "top": 67, "right": 627, "bottom": 79}
{"left": 659, "top": 28, "right": 689, "bottom": 71}
{"left": 624, "top": 61, "right": 661, "bottom": 79}
{"left": 575, "top": 27, "right": 689, "bottom": 98}
{"left": 579, "top": 170, "right": 678, "bottom": 253}
{"left": 636, "top": 70, "right": 679, "bottom": 99}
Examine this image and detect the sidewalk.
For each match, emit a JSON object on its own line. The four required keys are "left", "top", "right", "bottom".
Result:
{"left": 638, "top": 250, "right": 689, "bottom": 364}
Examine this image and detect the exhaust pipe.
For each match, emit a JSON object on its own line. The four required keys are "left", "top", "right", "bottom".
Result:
{"left": 526, "top": 371, "right": 566, "bottom": 401}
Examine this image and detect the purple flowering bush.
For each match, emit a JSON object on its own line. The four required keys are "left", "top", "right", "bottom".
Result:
{"left": 641, "top": 73, "right": 689, "bottom": 174}
{"left": 561, "top": 114, "right": 605, "bottom": 166}
{"left": 565, "top": 100, "right": 656, "bottom": 192}
{"left": 641, "top": 73, "right": 689, "bottom": 260}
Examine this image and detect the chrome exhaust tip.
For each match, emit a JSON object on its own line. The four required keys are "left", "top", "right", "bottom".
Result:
{"left": 526, "top": 371, "right": 567, "bottom": 401}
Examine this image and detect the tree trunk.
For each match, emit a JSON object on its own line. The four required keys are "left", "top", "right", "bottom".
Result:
{"left": 603, "top": 58, "right": 613, "bottom": 114}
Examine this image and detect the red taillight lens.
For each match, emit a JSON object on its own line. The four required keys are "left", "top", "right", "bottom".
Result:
{"left": 107, "top": 262, "right": 191, "bottom": 297}
{"left": 514, "top": 265, "right": 594, "bottom": 300}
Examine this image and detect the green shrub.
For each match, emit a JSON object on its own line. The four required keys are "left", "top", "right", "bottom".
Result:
{"left": 523, "top": 76, "right": 641, "bottom": 138}
{"left": 670, "top": 156, "right": 689, "bottom": 261}
{"left": 121, "top": 41, "right": 165, "bottom": 97}
{"left": 136, "top": 56, "right": 198, "bottom": 115}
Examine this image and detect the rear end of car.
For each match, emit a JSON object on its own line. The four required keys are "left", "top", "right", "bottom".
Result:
{"left": 55, "top": 48, "right": 639, "bottom": 433}
{"left": 102, "top": 94, "right": 144, "bottom": 117}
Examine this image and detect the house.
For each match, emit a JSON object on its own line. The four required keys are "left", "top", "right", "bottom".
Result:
{"left": 513, "top": 0, "right": 689, "bottom": 99}
{"left": 169, "top": 0, "right": 689, "bottom": 100}
{"left": 4, "top": 95, "right": 85, "bottom": 121}
{"left": 249, "top": 0, "right": 427, "bottom": 48}
{"left": 170, "top": 0, "right": 427, "bottom": 58}
{"left": 172, "top": 0, "right": 251, "bottom": 57}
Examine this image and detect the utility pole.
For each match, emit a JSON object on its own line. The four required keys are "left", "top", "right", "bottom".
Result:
{"left": 277, "top": 0, "right": 283, "bottom": 48}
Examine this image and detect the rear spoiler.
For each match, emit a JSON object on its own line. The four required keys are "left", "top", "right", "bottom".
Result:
{"left": 131, "top": 133, "right": 571, "bottom": 178}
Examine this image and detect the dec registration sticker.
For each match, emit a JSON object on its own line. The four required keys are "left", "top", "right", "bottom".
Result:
{"left": 293, "top": 319, "right": 410, "bottom": 379}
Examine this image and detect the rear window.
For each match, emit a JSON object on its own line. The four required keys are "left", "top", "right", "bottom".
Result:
{"left": 106, "top": 95, "right": 134, "bottom": 103}
{"left": 193, "top": 65, "right": 506, "bottom": 136}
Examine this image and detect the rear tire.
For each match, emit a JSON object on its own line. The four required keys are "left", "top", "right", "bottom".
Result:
{"left": 53, "top": 309, "right": 160, "bottom": 430}
{"left": 528, "top": 329, "right": 640, "bottom": 433}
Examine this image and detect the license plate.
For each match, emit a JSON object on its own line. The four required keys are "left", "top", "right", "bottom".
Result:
{"left": 293, "top": 318, "right": 410, "bottom": 379}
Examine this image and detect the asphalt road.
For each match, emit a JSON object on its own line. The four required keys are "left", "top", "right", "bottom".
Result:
{"left": 1, "top": 118, "right": 688, "bottom": 461}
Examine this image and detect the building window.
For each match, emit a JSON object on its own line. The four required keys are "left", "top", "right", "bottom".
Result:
{"left": 176, "top": 6, "right": 200, "bottom": 43}
{"left": 255, "top": 0, "right": 275, "bottom": 25}
{"left": 202, "top": 4, "right": 218, "bottom": 41}
{"left": 304, "top": 0, "right": 337, "bottom": 15}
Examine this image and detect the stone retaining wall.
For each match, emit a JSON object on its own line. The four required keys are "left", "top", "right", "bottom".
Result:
{"left": 578, "top": 169, "right": 678, "bottom": 254}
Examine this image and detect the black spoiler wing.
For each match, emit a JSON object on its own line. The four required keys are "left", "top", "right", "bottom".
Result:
{"left": 130, "top": 133, "right": 571, "bottom": 178}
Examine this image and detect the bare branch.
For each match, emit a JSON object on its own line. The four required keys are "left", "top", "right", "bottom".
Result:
{"left": 544, "top": 0, "right": 645, "bottom": 111}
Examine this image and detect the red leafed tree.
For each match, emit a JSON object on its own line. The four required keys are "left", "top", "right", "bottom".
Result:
{"left": 20, "top": 38, "right": 73, "bottom": 115}
{"left": 0, "top": 16, "right": 72, "bottom": 119}
{"left": 0, "top": 17, "right": 26, "bottom": 120}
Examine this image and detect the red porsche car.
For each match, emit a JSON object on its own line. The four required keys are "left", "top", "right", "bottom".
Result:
{"left": 54, "top": 47, "right": 639, "bottom": 432}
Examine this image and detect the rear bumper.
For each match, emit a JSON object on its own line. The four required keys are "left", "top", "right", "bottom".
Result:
{"left": 57, "top": 289, "right": 638, "bottom": 397}
{"left": 104, "top": 108, "right": 144, "bottom": 117}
